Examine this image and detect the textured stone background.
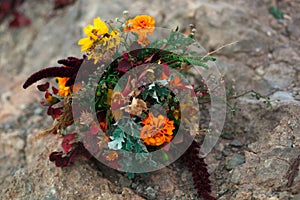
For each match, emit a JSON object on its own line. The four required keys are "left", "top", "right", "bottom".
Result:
{"left": 0, "top": 0, "right": 300, "bottom": 199}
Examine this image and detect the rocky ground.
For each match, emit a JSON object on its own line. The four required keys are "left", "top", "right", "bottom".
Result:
{"left": 0, "top": 0, "right": 300, "bottom": 199}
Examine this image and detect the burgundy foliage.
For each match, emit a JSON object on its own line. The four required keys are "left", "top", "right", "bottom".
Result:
{"left": 22, "top": 56, "right": 85, "bottom": 89}
{"left": 0, "top": 0, "right": 31, "bottom": 28}
{"left": 37, "top": 82, "right": 50, "bottom": 92}
{"left": 49, "top": 143, "right": 92, "bottom": 167}
{"left": 182, "top": 141, "right": 216, "bottom": 200}
{"left": 54, "top": 0, "right": 76, "bottom": 10}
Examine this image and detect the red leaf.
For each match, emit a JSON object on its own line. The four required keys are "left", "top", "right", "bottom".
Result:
{"left": 37, "top": 82, "right": 49, "bottom": 92}
{"left": 117, "top": 59, "right": 132, "bottom": 73}
{"left": 47, "top": 106, "right": 62, "bottom": 118}
{"left": 49, "top": 143, "right": 92, "bottom": 167}
{"left": 52, "top": 86, "right": 59, "bottom": 94}
{"left": 62, "top": 133, "right": 76, "bottom": 152}
{"left": 9, "top": 12, "right": 31, "bottom": 28}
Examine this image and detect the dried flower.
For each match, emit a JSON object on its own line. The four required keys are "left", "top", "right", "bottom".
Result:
{"left": 79, "top": 111, "right": 94, "bottom": 125}
{"left": 111, "top": 91, "right": 127, "bottom": 110}
{"left": 124, "top": 97, "right": 148, "bottom": 116}
{"left": 105, "top": 150, "right": 119, "bottom": 161}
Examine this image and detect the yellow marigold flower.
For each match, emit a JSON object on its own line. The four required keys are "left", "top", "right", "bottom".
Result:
{"left": 140, "top": 112, "right": 175, "bottom": 146}
{"left": 124, "top": 15, "right": 155, "bottom": 46}
{"left": 77, "top": 17, "right": 109, "bottom": 52}
{"left": 57, "top": 77, "right": 71, "bottom": 96}
{"left": 78, "top": 17, "right": 123, "bottom": 63}
{"left": 78, "top": 37, "right": 94, "bottom": 52}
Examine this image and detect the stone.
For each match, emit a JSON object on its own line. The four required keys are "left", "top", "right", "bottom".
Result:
{"left": 192, "top": 1, "right": 273, "bottom": 56}
{"left": 270, "top": 91, "right": 295, "bottom": 101}
{"left": 229, "top": 140, "right": 244, "bottom": 148}
{"left": 272, "top": 46, "right": 300, "bottom": 64}
{"left": 221, "top": 132, "right": 234, "bottom": 140}
{"left": 226, "top": 153, "right": 245, "bottom": 170}
{"left": 145, "top": 186, "right": 157, "bottom": 200}
{"left": 264, "top": 63, "right": 295, "bottom": 89}
{"left": 229, "top": 103, "right": 300, "bottom": 199}
{"left": 217, "top": 58, "right": 272, "bottom": 95}
{"left": 288, "top": 16, "right": 300, "bottom": 40}
{"left": 0, "top": 136, "right": 143, "bottom": 200}
{"left": 0, "top": 131, "right": 26, "bottom": 186}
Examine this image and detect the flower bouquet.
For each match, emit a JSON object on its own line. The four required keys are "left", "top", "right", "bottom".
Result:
{"left": 23, "top": 13, "right": 222, "bottom": 199}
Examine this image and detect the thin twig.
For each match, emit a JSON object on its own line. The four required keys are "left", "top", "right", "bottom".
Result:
{"left": 200, "top": 41, "right": 239, "bottom": 61}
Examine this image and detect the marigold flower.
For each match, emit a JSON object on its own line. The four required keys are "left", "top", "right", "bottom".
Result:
{"left": 78, "top": 17, "right": 122, "bottom": 63}
{"left": 57, "top": 77, "right": 71, "bottom": 96}
{"left": 140, "top": 112, "right": 175, "bottom": 146}
{"left": 78, "top": 17, "right": 109, "bottom": 52}
{"left": 124, "top": 15, "right": 155, "bottom": 46}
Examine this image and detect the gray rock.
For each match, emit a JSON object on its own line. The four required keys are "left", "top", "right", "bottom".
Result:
{"left": 226, "top": 153, "right": 245, "bottom": 170}
{"left": 145, "top": 186, "right": 157, "bottom": 200}
{"left": 193, "top": 1, "right": 273, "bottom": 56}
{"left": 0, "top": 131, "right": 26, "bottom": 186}
{"left": 218, "top": 188, "right": 229, "bottom": 196}
{"left": 0, "top": 136, "right": 143, "bottom": 200}
{"left": 222, "top": 150, "right": 232, "bottom": 157}
{"left": 288, "top": 16, "right": 300, "bottom": 40}
{"left": 264, "top": 63, "right": 295, "bottom": 89}
{"left": 221, "top": 132, "right": 234, "bottom": 140}
{"left": 217, "top": 58, "right": 272, "bottom": 95}
{"left": 270, "top": 91, "right": 295, "bottom": 101}
{"left": 230, "top": 103, "right": 300, "bottom": 199}
{"left": 229, "top": 140, "right": 244, "bottom": 148}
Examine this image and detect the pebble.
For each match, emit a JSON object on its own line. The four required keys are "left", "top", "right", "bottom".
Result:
{"left": 3, "top": 123, "right": 11, "bottom": 130}
{"left": 118, "top": 176, "right": 131, "bottom": 188}
{"left": 226, "top": 153, "right": 246, "bottom": 170}
{"left": 229, "top": 140, "right": 244, "bottom": 148}
{"left": 131, "top": 182, "right": 138, "bottom": 189}
{"left": 217, "top": 188, "right": 229, "bottom": 196}
{"left": 215, "top": 154, "right": 223, "bottom": 160}
{"left": 222, "top": 150, "right": 232, "bottom": 157}
{"left": 34, "top": 108, "right": 44, "bottom": 115}
{"left": 136, "top": 184, "right": 144, "bottom": 194}
{"left": 145, "top": 186, "right": 156, "bottom": 200}
{"left": 221, "top": 132, "right": 234, "bottom": 140}
{"left": 18, "top": 130, "right": 27, "bottom": 138}
{"left": 181, "top": 170, "right": 189, "bottom": 182}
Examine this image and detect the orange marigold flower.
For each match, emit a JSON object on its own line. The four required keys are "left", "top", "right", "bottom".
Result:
{"left": 140, "top": 112, "right": 175, "bottom": 146}
{"left": 57, "top": 77, "right": 71, "bottom": 96}
{"left": 124, "top": 15, "right": 155, "bottom": 46}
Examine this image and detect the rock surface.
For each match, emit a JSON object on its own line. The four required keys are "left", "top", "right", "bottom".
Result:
{"left": 0, "top": 0, "right": 300, "bottom": 199}
{"left": 2, "top": 136, "right": 143, "bottom": 200}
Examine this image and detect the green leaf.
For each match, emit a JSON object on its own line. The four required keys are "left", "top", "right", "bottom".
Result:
{"left": 126, "top": 172, "right": 135, "bottom": 180}
{"left": 108, "top": 127, "right": 125, "bottom": 150}
{"left": 269, "top": 6, "right": 284, "bottom": 20}
{"left": 108, "top": 136, "right": 124, "bottom": 150}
